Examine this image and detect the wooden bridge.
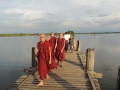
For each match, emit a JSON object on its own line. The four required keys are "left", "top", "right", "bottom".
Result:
{"left": 8, "top": 39, "right": 102, "bottom": 90}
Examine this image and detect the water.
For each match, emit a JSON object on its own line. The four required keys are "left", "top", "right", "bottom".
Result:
{"left": 0, "top": 36, "right": 39, "bottom": 90}
{"left": 0, "top": 34, "right": 120, "bottom": 90}
{"left": 76, "top": 34, "right": 120, "bottom": 90}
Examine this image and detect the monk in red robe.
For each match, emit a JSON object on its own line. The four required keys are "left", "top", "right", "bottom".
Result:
{"left": 56, "top": 33, "right": 65, "bottom": 67}
{"left": 36, "top": 34, "right": 51, "bottom": 86}
{"left": 48, "top": 32, "right": 57, "bottom": 72}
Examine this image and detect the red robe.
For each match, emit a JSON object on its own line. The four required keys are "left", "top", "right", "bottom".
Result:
{"left": 56, "top": 38, "right": 65, "bottom": 61}
{"left": 37, "top": 41, "right": 50, "bottom": 80}
{"left": 48, "top": 37, "right": 57, "bottom": 72}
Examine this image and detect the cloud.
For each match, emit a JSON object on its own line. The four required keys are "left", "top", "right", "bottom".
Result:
{"left": 92, "top": 10, "right": 120, "bottom": 29}
{"left": 0, "top": 0, "right": 120, "bottom": 33}
{"left": 70, "top": 0, "right": 102, "bottom": 6}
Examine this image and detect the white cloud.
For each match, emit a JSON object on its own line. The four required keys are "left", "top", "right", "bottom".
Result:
{"left": 62, "top": 18, "right": 99, "bottom": 29}
{"left": 3, "top": 9, "right": 47, "bottom": 20}
{"left": 0, "top": 0, "right": 120, "bottom": 33}
{"left": 70, "top": 0, "right": 102, "bottom": 6}
{"left": 0, "top": 9, "right": 49, "bottom": 29}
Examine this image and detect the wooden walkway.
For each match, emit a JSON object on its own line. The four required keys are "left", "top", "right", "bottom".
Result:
{"left": 8, "top": 51, "right": 101, "bottom": 90}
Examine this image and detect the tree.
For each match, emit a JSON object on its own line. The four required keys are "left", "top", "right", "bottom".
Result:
{"left": 68, "top": 30, "right": 75, "bottom": 37}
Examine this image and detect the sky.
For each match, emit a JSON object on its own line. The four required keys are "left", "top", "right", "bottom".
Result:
{"left": 0, "top": 0, "right": 120, "bottom": 33}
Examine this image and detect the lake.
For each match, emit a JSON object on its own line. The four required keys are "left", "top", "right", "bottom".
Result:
{"left": 0, "top": 34, "right": 120, "bottom": 90}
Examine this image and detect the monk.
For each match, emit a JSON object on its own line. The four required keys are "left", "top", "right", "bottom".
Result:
{"left": 56, "top": 33, "right": 65, "bottom": 67}
{"left": 36, "top": 34, "right": 51, "bottom": 86}
{"left": 48, "top": 32, "right": 57, "bottom": 72}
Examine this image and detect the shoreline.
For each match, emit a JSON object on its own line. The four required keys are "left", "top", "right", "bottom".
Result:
{"left": 0, "top": 32, "right": 120, "bottom": 37}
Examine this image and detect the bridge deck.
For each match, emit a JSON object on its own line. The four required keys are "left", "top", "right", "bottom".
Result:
{"left": 8, "top": 51, "right": 100, "bottom": 90}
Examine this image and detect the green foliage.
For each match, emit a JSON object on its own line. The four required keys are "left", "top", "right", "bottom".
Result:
{"left": 54, "top": 33, "right": 60, "bottom": 36}
{"left": 0, "top": 33, "right": 60, "bottom": 37}
{"left": 68, "top": 30, "right": 75, "bottom": 37}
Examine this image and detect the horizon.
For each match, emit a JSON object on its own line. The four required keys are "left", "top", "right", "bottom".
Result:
{"left": 0, "top": 31, "right": 120, "bottom": 34}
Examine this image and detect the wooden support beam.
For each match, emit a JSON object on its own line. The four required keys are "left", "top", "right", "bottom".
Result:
{"left": 117, "top": 66, "right": 120, "bottom": 90}
{"left": 88, "top": 71, "right": 102, "bottom": 78}
{"left": 32, "top": 47, "right": 38, "bottom": 67}
{"left": 73, "top": 38, "right": 77, "bottom": 50}
{"left": 86, "top": 48, "right": 95, "bottom": 71}
{"left": 24, "top": 67, "right": 37, "bottom": 74}
{"left": 79, "top": 52, "right": 85, "bottom": 55}
{"left": 94, "top": 73, "right": 102, "bottom": 78}
{"left": 77, "top": 40, "right": 81, "bottom": 52}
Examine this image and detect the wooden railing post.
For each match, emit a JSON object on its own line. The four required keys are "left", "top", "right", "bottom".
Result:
{"left": 32, "top": 47, "right": 38, "bottom": 67}
{"left": 77, "top": 40, "right": 81, "bottom": 52}
{"left": 73, "top": 38, "right": 77, "bottom": 50}
{"left": 86, "top": 48, "right": 95, "bottom": 71}
{"left": 117, "top": 66, "right": 120, "bottom": 90}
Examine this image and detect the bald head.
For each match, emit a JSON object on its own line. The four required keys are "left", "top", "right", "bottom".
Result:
{"left": 51, "top": 32, "right": 54, "bottom": 37}
{"left": 40, "top": 34, "right": 46, "bottom": 42}
{"left": 59, "top": 33, "right": 63, "bottom": 39}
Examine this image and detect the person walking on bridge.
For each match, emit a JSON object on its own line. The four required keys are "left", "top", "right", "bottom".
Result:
{"left": 64, "top": 32, "right": 70, "bottom": 52}
{"left": 56, "top": 33, "right": 65, "bottom": 67}
{"left": 48, "top": 32, "right": 57, "bottom": 72}
{"left": 36, "top": 34, "right": 51, "bottom": 86}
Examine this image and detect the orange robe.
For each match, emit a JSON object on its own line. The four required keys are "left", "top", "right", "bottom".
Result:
{"left": 56, "top": 38, "right": 65, "bottom": 61}
{"left": 48, "top": 37, "right": 57, "bottom": 72}
{"left": 37, "top": 41, "right": 50, "bottom": 80}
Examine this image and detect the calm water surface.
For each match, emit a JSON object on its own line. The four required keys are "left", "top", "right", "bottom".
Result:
{"left": 0, "top": 34, "right": 120, "bottom": 90}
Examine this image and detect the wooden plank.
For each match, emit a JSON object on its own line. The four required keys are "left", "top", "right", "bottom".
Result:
{"left": 9, "top": 51, "right": 101, "bottom": 90}
{"left": 17, "top": 68, "right": 37, "bottom": 88}
{"left": 79, "top": 52, "right": 101, "bottom": 90}
{"left": 19, "top": 87, "right": 93, "bottom": 90}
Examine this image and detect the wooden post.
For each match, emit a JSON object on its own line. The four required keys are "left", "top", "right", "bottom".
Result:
{"left": 86, "top": 48, "right": 95, "bottom": 71}
{"left": 117, "top": 66, "right": 120, "bottom": 90}
{"left": 73, "top": 38, "right": 77, "bottom": 50}
{"left": 32, "top": 47, "right": 38, "bottom": 67}
{"left": 77, "top": 40, "right": 81, "bottom": 52}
